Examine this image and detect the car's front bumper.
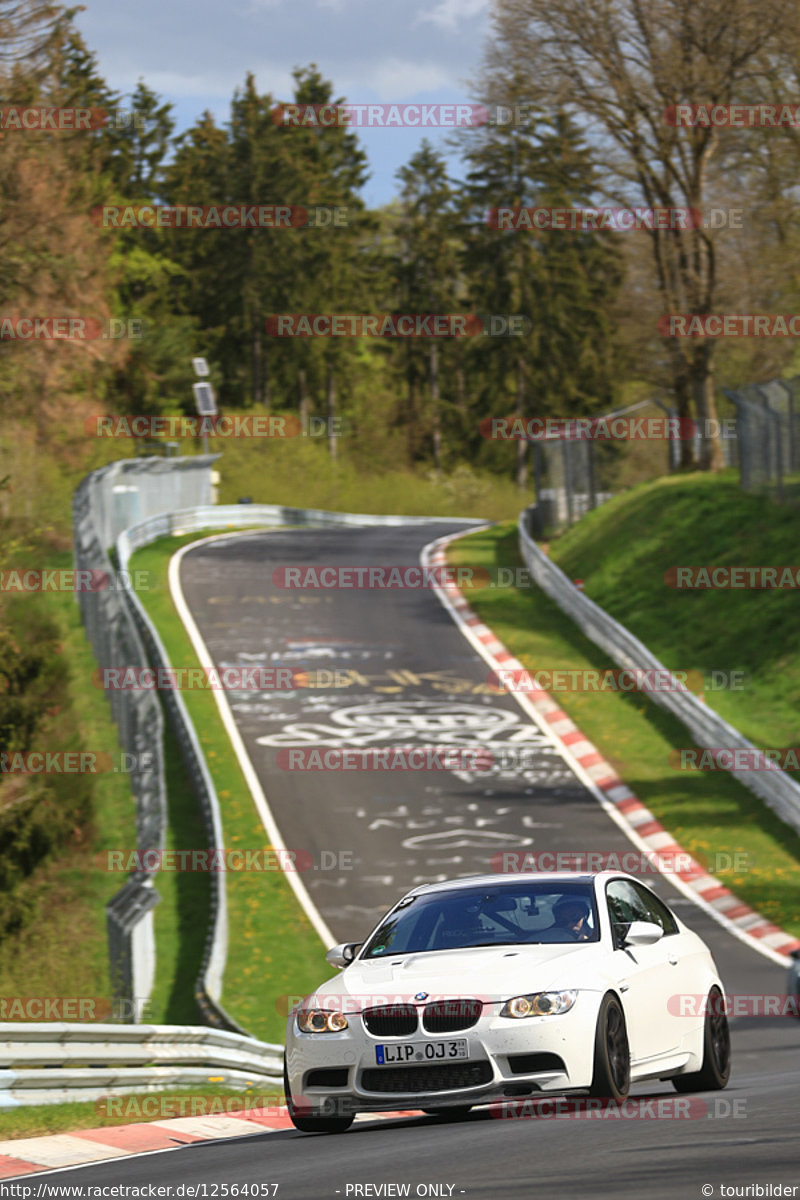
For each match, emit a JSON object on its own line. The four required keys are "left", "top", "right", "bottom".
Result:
{"left": 285, "top": 997, "right": 601, "bottom": 1115}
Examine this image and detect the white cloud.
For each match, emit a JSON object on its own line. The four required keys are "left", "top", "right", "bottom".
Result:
{"left": 337, "top": 58, "right": 458, "bottom": 100}
{"left": 416, "top": 0, "right": 489, "bottom": 31}
{"left": 105, "top": 63, "right": 297, "bottom": 103}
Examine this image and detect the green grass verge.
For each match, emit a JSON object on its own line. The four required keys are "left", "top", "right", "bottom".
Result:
{"left": 143, "top": 711, "right": 212, "bottom": 1027}
{"left": 0, "top": 1086, "right": 285, "bottom": 1141}
{"left": 210, "top": 434, "right": 529, "bottom": 521}
{"left": 447, "top": 522, "right": 800, "bottom": 936}
{"left": 547, "top": 472, "right": 800, "bottom": 750}
{"left": 129, "top": 531, "right": 331, "bottom": 1043}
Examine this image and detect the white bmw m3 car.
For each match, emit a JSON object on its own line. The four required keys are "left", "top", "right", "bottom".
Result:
{"left": 283, "top": 871, "right": 730, "bottom": 1133}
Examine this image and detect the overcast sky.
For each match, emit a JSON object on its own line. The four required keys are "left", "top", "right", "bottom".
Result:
{"left": 75, "top": 0, "right": 494, "bottom": 207}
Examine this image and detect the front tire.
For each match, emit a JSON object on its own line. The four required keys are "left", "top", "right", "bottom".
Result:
{"left": 588, "top": 994, "right": 630, "bottom": 1101}
{"left": 672, "top": 987, "right": 730, "bottom": 1093}
{"left": 284, "top": 1058, "right": 354, "bottom": 1134}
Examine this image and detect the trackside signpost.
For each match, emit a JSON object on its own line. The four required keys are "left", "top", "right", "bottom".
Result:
{"left": 192, "top": 357, "right": 216, "bottom": 454}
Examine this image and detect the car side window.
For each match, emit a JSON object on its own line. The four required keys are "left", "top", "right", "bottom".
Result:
{"left": 630, "top": 882, "right": 679, "bottom": 936}
{"left": 606, "top": 879, "right": 651, "bottom": 945}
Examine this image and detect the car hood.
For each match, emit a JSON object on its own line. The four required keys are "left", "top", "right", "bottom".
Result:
{"left": 306, "top": 943, "right": 608, "bottom": 1007}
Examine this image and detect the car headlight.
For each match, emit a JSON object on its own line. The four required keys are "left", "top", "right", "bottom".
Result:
{"left": 500, "top": 990, "right": 577, "bottom": 1018}
{"left": 297, "top": 1009, "right": 349, "bottom": 1033}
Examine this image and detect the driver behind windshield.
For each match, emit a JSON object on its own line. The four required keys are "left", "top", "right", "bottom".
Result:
{"left": 551, "top": 897, "right": 593, "bottom": 942}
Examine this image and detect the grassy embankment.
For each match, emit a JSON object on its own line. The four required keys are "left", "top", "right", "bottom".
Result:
{"left": 446, "top": 473, "right": 800, "bottom": 934}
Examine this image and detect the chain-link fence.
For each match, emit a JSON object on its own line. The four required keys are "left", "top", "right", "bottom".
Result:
{"left": 724, "top": 377, "right": 800, "bottom": 501}
{"left": 527, "top": 398, "right": 678, "bottom": 536}
{"left": 530, "top": 436, "right": 615, "bottom": 535}
{"left": 526, "top": 392, "right": 746, "bottom": 536}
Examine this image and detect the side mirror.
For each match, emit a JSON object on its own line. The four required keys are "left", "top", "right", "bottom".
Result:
{"left": 624, "top": 920, "right": 664, "bottom": 947}
{"left": 326, "top": 942, "right": 361, "bottom": 969}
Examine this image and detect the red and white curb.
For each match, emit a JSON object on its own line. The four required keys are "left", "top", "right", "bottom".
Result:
{"left": 0, "top": 1109, "right": 422, "bottom": 1177}
{"left": 424, "top": 532, "right": 800, "bottom": 966}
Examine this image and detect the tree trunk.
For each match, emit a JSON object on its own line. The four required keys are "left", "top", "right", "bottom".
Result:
{"left": 251, "top": 322, "right": 262, "bottom": 406}
{"left": 515, "top": 356, "right": 527, "bottom": 490}
{"left": 672, "top": 360, "right": 695, "bottom": 470}
{"left": 692, "top": 348, "right": 724, "bottom": 471}
{"left": 262, "top": 337, "right": 270, "bottom": 409}
{"left": 406, "top": 344, "right": 418, "bottom": 463}
{"left": 298, "top": 366, "right": 310, "bottom": 433}
{"left": 430, "top": 342, "right": 442, "bottom": 472}
{"left": 456, "top": 361, "right": 467, "bottom": 424}
{"left": 326, "top": 366, "right": 337, "bottom": 461}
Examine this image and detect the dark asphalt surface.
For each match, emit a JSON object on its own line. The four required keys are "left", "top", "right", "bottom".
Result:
{"left": 14, "top": 521, "right": 799, "bottom": 1200}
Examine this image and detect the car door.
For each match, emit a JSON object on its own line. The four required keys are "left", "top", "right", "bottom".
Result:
{"left": 629, "top": 880, "right": 704, "bottom": 1049}
{"left": 605, "top": 878, "right": 681, "bottom": 1063}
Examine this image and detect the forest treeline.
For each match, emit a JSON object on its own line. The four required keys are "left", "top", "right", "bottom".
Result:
{"left": 2, "top": 0, "right": 800, "bottom": 482}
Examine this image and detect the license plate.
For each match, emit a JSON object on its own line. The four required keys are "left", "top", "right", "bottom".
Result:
{"left": 375, "top": 1039, "right": 468, "bottom": 1065}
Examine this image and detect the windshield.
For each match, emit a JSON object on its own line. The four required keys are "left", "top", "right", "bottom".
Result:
{"left": 360, "top": 883, "right": 600, "bottom": 958}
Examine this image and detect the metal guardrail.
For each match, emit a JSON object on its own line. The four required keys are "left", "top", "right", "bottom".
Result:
{"left": 73, "top": 458, "right": 224, "bottom": 1026}
{"left": 72, "top": 476, "right": 168, "bottom": 1012}
{"left": 116, "top": 528, "right": 246, "bottom": 1036}
{"left": 120, "top": 503, "right": 478, "bottom": 543}
{"left": 518, "top": 510, "right": 800, "bottom": 835}
{"left": 0, "top": 1024, "right": 282, "bottom": 1109}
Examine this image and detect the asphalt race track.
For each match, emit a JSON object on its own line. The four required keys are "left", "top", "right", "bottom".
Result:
{"left": 24, "top": 522, "right": 800, "bottom": 1199}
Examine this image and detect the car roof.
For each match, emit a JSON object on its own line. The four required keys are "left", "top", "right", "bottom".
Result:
{"left": 402, "top": 871, "right": 635, "bottom": 898}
